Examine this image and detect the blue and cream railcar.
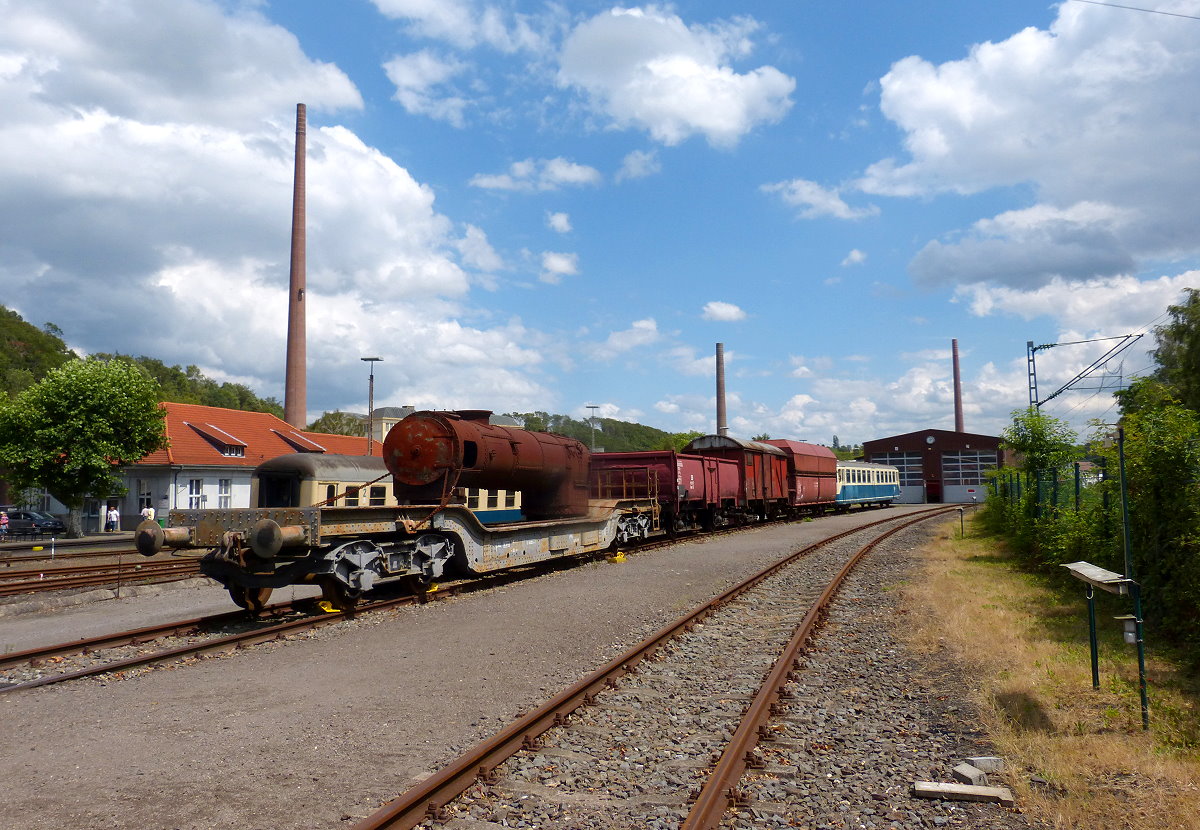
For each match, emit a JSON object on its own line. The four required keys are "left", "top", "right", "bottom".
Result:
{"left": 834, "top": 460, "right": 900, "bottom": 508}
{"left": 252, "top": 453, "right": 523, "bottom": 523}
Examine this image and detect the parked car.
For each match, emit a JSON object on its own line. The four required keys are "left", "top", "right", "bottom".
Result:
{"left": 4, "top": 509, "right": 66, "bottom": 535}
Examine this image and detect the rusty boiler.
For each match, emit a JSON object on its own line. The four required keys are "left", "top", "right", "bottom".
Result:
{"left": 381, "top": 410, "right": 591, "bottom": 520}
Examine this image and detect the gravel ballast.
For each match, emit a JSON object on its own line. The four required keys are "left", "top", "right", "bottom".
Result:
{"left": 0, "top": 506, "right": 1015, "bottom": 829}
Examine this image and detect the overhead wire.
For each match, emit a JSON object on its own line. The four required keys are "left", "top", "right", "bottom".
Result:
{"left": 1068, "top": 0, "right": 1200, "bottom": 21}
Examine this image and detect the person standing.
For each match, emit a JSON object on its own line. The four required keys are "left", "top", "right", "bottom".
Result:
{"left": 105, "top": 505, "right": 119, "bottom": 532}
{"left": 0, "top": 511, "right": 8, "bottom": 539}
{"left": 140, "top": 504, "right": 155, "bottom": 523}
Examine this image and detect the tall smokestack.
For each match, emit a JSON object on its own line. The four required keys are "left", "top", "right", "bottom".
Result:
{"left": 284, "top": 103, "right": 307, "bottom": 427}
{"left": 715, "top": 342, "right": 728, "bottom": 437}
{"left": 952, "top": 338, "right": 965, "bottom": 433}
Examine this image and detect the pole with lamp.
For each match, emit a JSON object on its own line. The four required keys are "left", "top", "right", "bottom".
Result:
{"left": 361, "top": 357, "right": 382, "bottom": 455}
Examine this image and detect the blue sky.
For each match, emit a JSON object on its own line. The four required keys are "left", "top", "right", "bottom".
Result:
{"left": 1, "top": 1, "right": 1198, "bottom": 445}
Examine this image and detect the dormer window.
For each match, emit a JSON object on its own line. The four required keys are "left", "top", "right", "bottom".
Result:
{"left": 185, "top": 422, "right": 249, "bottom": 458}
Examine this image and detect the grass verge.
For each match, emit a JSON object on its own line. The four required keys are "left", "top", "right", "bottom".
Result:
{"left": 903, "top": 513, "right": 1200, "bottom": 829}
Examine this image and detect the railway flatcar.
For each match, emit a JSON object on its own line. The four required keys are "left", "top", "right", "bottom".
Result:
{"left": 136, "top": 410, "right": 659, "bottom": 611}
{"left": 835, "top": 460, "right": 901, "bottom": 509}
{"left": 137, "top": 408, "right": 899, "bottom": 613}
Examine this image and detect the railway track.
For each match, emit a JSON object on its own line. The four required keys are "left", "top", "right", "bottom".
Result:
{"left": 0, "top": 508, "right": 917, "bottom": 694}
{"left": 348, "top": 506, "right": 959, "bottom": 830}
{"left": 0, "top": 555, "right": 202, "bottom": 597}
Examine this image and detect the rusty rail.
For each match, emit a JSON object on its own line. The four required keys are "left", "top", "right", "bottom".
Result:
{"left": 351, "top": 506, "right": 956, "bottom": 830}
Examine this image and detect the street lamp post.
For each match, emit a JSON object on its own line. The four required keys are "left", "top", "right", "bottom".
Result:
{"left": 361, "top": 357, "right": 382, "bottom": 455}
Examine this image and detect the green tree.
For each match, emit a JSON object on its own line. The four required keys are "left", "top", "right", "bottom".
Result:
{"left": 107, "top": 354, "right": 284, "bottom": 416}
{"left": 1001, "top": 408, "right": 1078, "bottom": 474}
{"left": 307, "top": 410, "right": 365, "bottom": 436}
{"left": 1, "top": 306, "right": 77, "bottom": 398}
{"left": 1151, "top": 287, "right": 1200, "bottom": 413}
{"left": 751, "top": 433, "right": 771, "bottom": 441}
{"left": 0, "top": 358, "right": 167, "bottom": 537}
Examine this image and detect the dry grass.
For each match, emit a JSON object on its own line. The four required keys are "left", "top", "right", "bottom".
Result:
{"left": 902, "top": 514, "right": 1200, "bottom": 829}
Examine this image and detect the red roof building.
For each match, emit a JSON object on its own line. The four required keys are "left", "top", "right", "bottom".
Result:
{"left": 111, "top": 403, "right": 376, "bottom": 528}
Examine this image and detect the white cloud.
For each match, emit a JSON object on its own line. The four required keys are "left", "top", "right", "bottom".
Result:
{"left": 841, "top": 249, "right": 867, "bottom": 266}
{"left": 857, "top": 2, "right": 1200, "bottom": 286}
{"left": 617, "top": 149, "right": 661, "bottom": 181}
{"left": 455, "top": 224, "right": 504, "bottom": 272}
{"left": 371, "top": 0, "right": 549, "bottom": 53}
{"left": 383, "top": 50, "right": 469, "bottom": 126}
{"left": 539, "top": 251, "right": 579, "bottom": 283}
{"left": 956, "top": 271, "right": 1198, "bottom": 334}
{"left": 761, "top": 179, "right": 879, "bottom": 220}
{"left": 701, "top": 300, "right": 746, "bottom": 321}
{"left": 558, "top": 7, "right": 794, "bottom": 148}
{"left": 470, "top": 157, "right": 602, "bottom": 191}
{"left": 546, "top": 211, "right": 572, "bottom": 233}
{"left": 911, "top": 202, "right": 1134, "bottom": 287}
{"left": 0, "top": 1, "right": 563, "bottom": 422}
{"left": 590, "top": 318, "right": 661, "bottom": 360}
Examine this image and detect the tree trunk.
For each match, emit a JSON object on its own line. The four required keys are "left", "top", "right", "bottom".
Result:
{"left": 66, "top": 506, "right": 85, "bottom": 539}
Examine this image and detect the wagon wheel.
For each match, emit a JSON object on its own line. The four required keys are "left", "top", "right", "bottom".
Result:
{"left": 228, "top": 585, "right": 273, "bottom": 613}
{"left": 405, "top": 573, "right": 438, "bottom": 600}
{"left": 318, "top": 577, "right": 360, "bottom": 613}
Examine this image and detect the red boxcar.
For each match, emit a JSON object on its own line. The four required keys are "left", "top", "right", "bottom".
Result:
{"left": 681, "top": 435, "right": 790, "bottom": 519}
{"left": 590, "top": 451, "right": 739, "bottom": 531}
{"left": 761, "top": 439, "right": 838, "bottom": 508}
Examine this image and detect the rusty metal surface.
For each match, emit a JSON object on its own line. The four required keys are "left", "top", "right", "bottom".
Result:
{"left": 382, "top": 410, "right": 591, "bottom": 519}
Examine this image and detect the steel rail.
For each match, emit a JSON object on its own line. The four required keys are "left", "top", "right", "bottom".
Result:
{"left": 0, "top": 547, "right": 144, "bottom": 566}
{"left": 0, "top": 556, "right": 584, "bottom": 692}
{"left": 680, "top": 508, "right": 952, "bottom": 829}
{"left": 350, "top": 505, "right": 956, "bottom": 830}
{"left": 0, "top": 559, "right": 201, "bottom": 597}
{"left": 0, "top": 601, "right": 309, "bottom": 672}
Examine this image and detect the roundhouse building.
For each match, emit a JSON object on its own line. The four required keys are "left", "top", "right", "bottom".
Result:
{"left": 862, "top": 429, "right": 1005, "bottom": 504}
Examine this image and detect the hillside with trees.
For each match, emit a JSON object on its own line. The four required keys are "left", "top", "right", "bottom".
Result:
{"left": 1, "top": 307, "right": 77, "bottom": 398}
{"left": 506, "top": 411, "right": 702, "bottom": 452}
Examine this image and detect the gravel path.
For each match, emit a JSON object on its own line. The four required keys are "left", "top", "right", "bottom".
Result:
{"left": 0, "top": 506, "right": 1015, "bottom": 829}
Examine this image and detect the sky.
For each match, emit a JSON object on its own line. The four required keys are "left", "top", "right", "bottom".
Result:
{"left": 1, "top": 0, "right": 1198, "bottom": 446}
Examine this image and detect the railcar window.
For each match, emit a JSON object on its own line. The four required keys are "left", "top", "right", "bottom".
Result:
{"left": 325, "top": 484, "right": 338, "bottom": 504}
{"left": 369, "top": 485, "right": 386, "bottom": 506}
{"left": 345, "top": 486, "right": 359, "bottom": 507}
{"left": 467, "top": 489, "right": 479, "bottom": 509}
{"left": 487, "top": 491, "right": 498, "bottom": 509}
{"left": 504, "top": 490, "right": 516, "bottom": 508}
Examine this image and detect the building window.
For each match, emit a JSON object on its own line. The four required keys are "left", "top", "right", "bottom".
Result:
{"left": 218, "top": 479, "right": 232, "bottom": 508}
{"left": 942, "top": 450, "right": 998, "bottom": 486}
{"left": 221, "top": 446, "right": 245, "bottom": 457}
{"left": 869, "top": 452, "right": 923, "bottom": 486}
{"left": 369, "top": 485, "right": 386, "bottom": 506}
{"left": 345, "top": 486, "right": 359, "bottom": 507}
{"left": 188, "top": 478, "right": 204, "bottom": 509}
{"left": 137, "top": 479, "right": 153, "bottom": 511}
